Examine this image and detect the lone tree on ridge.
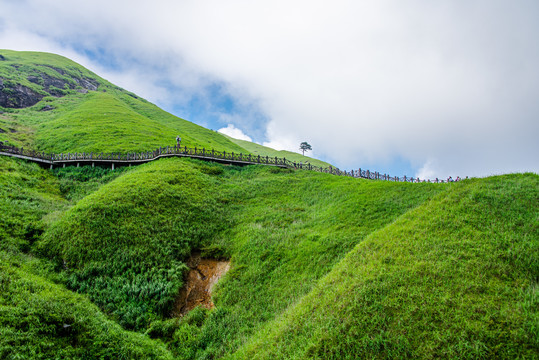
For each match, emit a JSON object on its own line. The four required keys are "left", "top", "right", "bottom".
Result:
{"left": 299, "top": 141, "right": 312, "bottom": 156}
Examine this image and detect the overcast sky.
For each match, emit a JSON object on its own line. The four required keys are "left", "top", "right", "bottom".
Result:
{"left": 1, "top": 0, "right": 538, "bottom": 178}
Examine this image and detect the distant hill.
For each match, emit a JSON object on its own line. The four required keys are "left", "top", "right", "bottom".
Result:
{"left": 0, "top": 49, "right": 326, "bottom": 166}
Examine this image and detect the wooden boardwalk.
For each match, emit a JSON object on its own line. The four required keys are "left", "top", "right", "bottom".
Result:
{"left": 0, "top": 145, "right": 295, "bottom": 170}
{"left": 0, "top": 144, "right": 454, "bottom": 183}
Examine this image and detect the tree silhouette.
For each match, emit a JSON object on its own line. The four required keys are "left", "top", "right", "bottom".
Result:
{"left": 299, "top": 141, "right": 312, "bottom": 156}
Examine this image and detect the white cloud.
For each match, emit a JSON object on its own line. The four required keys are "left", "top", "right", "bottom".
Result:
{"left": 218, "top": 124, "right": 252, "bottom": 142}
{"left": 0, "top": 0, "right": 538, "bottom": 178}
{"left": 416, "top": 159, "right": 439, "bottom": 181}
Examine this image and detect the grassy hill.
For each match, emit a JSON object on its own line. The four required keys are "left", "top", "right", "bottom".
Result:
{"left": 0, "top": 49, "right": 537, "bottom": 359}
{"left": 0, "top": 49, "right": 325, "bottom": 166}
{"left": 0, "top": 49, "right": 247, "bottom": 154}
{"left": 0, "top": 158, "right": 172, "bottom": 359}
{"left": 234, "top": 173, "right": 538, "bottom": 359}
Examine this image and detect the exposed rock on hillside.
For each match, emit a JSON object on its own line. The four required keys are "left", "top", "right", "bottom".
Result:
{"left": 174, "top": 252, "right": 230, "bottom": 316}
{"left": 0, "top": 78, "right": 44, "bottom": 108}
{"left": 0, "top": 64, "right": 99, "bottom": 108}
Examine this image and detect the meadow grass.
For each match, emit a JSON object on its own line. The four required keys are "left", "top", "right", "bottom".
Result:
{"left": 35, "top": 157, "right": 447, "bottom": 358}
{"left": 0, "top": 255, "right": 173, "bottom": 359}
{"left": 0, "top": 156, "right": 174, "bottom": 359}
{"left": 233, "top": 173, "right": 539, "bottom": 359}
{"left": 37, "top": 158, "right": 231, "bottom": 330}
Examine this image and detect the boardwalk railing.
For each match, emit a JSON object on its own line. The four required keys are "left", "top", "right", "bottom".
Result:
{"left": 0, "top": 143, "right": 458, "bottom": 183}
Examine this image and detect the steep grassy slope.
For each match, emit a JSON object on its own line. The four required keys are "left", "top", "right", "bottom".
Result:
{"left": 0, "top": 49, "right": 248, "bottom": 154}
{"left": 183, "top": 166, "right": 445, "bottom": 359}
{"left": 0, "top": 50, "right": 329, "bottom": 167}
{"left": 35, "top": 158, "right": 446, "bottom": 358}
{"left": 0, "top": 157, "right": 174, "bottom": 359}
{"left": 234, "top": 173, "right": 539, "bottom": 359}
{"left": 37, "top": 159, "right": 230, "bottom": 330}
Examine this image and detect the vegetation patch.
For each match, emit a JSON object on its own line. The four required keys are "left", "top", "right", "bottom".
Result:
{"left": 0, "top": 257, "right": 173, "bottom": 360}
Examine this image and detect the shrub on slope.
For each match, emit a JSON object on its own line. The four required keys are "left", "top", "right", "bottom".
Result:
{"left": 0, "top": 256, "right": 172, "bottom": 360}
{"left": 0, "top": 157, "right": 64, "bottom": 254}
{"left": 235, "top": 173, "right": 539, "bottom": 359}
{"left": 37, "top": 158, "right": 228, "bottom": 330}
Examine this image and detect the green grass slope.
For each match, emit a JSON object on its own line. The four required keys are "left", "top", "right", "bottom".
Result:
{"left": 0, "top": 157, "right": 174, "bottom": 359}
{"left": 234, "top": 173, "right": 539, "bottom": 359}
{"left": 0, "top": 49, "right": 248, "bottom": 154}
{"left": 0, "top": 257, "right": 173, "bottom": 360}
{"left": 37, "top": 159, "right": 230, "bottom": 331}
{"left": 35, "top": 157, "right": 446, "bottom": 358}
{"left": 0, "top": 49, "right": 334, "bottom": 167}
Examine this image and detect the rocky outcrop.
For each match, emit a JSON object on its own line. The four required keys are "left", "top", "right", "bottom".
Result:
{"left": 27, "top": 71, "right": 99, "bottom": 95}
{"left": 0, "top": 78, "right": 44, "bottom": 108}
{"left": 40, "top": 105, "right": 54, "bottom": 111}
{"left": 0, "top": 65, "right": 100, "bottom": 108}
{"left": 74, "top": 77, "right": 98, "bottom": 91}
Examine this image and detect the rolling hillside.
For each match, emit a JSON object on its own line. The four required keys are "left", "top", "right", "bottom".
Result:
{"left": 0, "top": 49, "right": 313, "bottom": 160}
{"left": 0, "top": 50, "right": 537, "bottom": 359}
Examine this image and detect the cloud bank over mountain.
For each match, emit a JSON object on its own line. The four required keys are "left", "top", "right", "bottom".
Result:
{"left": 1, "top": 0, "right": 538, "bottom": 178}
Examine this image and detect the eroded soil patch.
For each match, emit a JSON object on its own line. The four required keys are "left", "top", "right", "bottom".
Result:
{"left": 174, "top": 252, "right": 230, "bottom": 316}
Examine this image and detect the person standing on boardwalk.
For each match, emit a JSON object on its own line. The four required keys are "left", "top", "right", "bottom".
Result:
{"left": 176, "top": 135, "right": 181, "bottom": 148}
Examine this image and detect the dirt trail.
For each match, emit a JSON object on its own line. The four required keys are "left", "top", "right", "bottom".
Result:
{"left": 173, "top": 252, "right": 230, "bottom": 316}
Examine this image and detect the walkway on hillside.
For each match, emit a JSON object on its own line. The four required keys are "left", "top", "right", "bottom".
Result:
{"left": 0, "top": 143, "right": 454, "bottom": 183}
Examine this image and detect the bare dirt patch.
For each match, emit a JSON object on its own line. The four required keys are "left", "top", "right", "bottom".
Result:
{"left": 173, "top": 252, "right": 230, "bottom": 316}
